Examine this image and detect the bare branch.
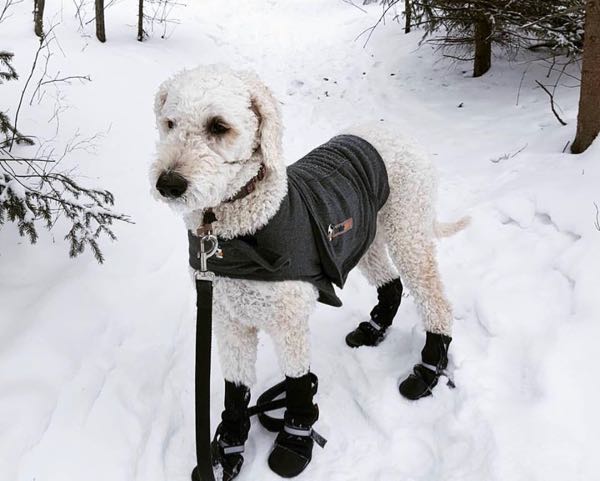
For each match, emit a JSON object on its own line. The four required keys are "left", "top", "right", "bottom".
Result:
{"left": 10, "top": 26, "right": 58, "bottom": 150}
{"left": 343, "top": 0, "right": 368, "bottom": 13}
{"left": 355, "top": 1, "right": 399, "bottom": 47}
{"left": 0, "top": 0, "right": 22, "bottom": 24}
{"left": 535, "top": 80, "right": 568, "bottom": 126}
{"left": 30, "top": 70, "right": 91, "bottom": 105}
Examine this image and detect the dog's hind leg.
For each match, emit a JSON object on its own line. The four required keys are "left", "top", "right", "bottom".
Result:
{"left": 357, "top": 227, "right": 399, "bottom": 287}
{"left": 381, "top": 209, "right": 454, "bottom": 400}
{"left": 346, "top": 228, "right": 404, "bottom": 348}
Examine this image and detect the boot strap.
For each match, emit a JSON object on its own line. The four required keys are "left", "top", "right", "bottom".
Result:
{"left": 251, "top": 373, "right": 319, "bottom": 433}
{"left": 368, "top": 319, "right": 385, "bottom": 331}
{"left": 211, "top": 423, "right": 246, "bottom": 462}
{"left": 414, "top": 363, "right": 456, "bottom": 389}
{"left": 219, "top": 439, "right": 245, "bottom": 456}
{"left": 420, "top": 361, "right": 440, "bottom": 373}
{"left": 283, "top": 424, "right": 328, "bottom": 449}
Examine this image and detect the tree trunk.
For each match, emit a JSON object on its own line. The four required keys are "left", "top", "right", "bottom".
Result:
{"left": 572, "top": 0, "right": 600, "bottom": 154}
{"left": 137, "top": 0, "right": 144, "bottom": 41}
{"left": 404, "top": 0, "right": 412, "bottom": 34}
{"left": 33, "top": 0, "right": 45, "bottom": 38}
{"left": 95, "top": 0, "right": 106, "bottom": 42}
{"left": 473, "top": 15, "right": 492, "bottom": 77}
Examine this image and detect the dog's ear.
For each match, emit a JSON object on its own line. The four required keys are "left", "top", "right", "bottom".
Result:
{"left": 239, "top": 70, "right": 283, "bottom": 173}
{"left": 154, "top": 78, "right": 172, "bottom": 117}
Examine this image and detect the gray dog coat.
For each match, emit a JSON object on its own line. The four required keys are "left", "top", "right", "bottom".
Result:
{"left": 188, "top": 134, "right": 389, "bottom": 307}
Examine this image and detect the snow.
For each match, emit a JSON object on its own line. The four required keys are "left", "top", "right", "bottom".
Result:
{"left": 1, "top": 1, "right": 599, "bottom": 481}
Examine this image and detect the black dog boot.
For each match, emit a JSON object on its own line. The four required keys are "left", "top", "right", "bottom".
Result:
{"left": 399, "top": 331, "right": 453, "bottom": 400}
{"left": 346, "top": 278, "right": 403, "bottom": 348}
{"left": 268, "top": 373, "right": 326, "bottom": 478}
{"left": 210, "top": 381, "right": 252, "bottom": 481}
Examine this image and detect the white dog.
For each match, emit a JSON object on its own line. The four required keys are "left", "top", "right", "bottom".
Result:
{"left": 150, "top": 65, "right": 467, "bottom": 480}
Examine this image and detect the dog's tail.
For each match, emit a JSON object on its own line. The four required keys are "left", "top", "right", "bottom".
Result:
{"left": 434, "top": 216, "right": 471, "bottom": 238}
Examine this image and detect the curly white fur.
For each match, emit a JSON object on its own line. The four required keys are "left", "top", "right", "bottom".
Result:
{"left": 151, "top": 65, "right": 466, "bottom": 388}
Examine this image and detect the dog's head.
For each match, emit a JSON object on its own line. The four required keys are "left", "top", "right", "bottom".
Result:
{"left": 149, "top": 65, "right": 283, "bottom": 213}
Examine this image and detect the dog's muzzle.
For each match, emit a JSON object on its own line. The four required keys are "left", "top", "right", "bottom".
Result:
{"left": 156, "top": 171, "right": 188, "bottom": 198}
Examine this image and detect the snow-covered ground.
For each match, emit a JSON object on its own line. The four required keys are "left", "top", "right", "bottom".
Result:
{"left": 1, "top": 1, "right": 599, "bottom": 481}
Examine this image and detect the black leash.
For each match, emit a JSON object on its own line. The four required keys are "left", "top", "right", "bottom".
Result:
{"left": 191, "top": 277, "right": 216, "bottom": 481}
{"left": 191, "top": 212, "right": 219, "bottom": 481}
{"left": 190, "top": 211, "right": 319, "bottom": 481}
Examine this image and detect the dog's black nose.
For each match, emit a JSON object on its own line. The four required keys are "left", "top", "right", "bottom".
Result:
{"left": 156, "top": 172, "right": 188, "bottom": 198}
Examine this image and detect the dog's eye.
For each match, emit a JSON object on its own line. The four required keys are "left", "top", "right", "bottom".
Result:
{"left": 166, "top": 119, "right": 175, "bottom": 130}
{"left": 207, "top": 117, "right": 231, "bottom": 136}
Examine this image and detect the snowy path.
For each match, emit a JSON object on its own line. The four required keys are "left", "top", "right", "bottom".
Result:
{"left": 1, "top": 2, "right": 599, "bottom": 481}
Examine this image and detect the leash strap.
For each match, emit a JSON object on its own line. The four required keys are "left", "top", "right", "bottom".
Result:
{"left": 192, "top": 278, "right": 216, "bottom": 481}
{"left": 191, "top": 211, "right": 219, "bottom": 481}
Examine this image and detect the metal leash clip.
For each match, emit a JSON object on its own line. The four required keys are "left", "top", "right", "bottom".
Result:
{"left": 196, "top": 233, "right": 220, "bottom": 281}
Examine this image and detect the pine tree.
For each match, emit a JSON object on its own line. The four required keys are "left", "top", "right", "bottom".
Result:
{"left": 137, "top": 0, "right": 145, "bottom": 41}
{"left": 96, "top": 0, "right": 106, "bottom": 42}
{"left": 386, "top": 1, "right": 585, "bottom": 77}
{"left": 1, "top": 52, "right": 129, "bottom": 262}
{"left": 0, "top": 51, "right": 32, "bottom": 147}
{"left": 572, "top": 0, "right": 600, "bottom": 154}
{"left": 33, "top": 0, "right": 45, "bottom": 38}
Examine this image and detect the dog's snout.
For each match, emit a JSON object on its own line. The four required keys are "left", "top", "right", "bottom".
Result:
{"left": 156, "top": 172, "right": 188, "bottom": 198}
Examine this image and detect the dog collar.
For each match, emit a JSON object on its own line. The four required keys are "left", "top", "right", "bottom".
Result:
{"left": 224, "top": 163, "right": 266, "bottom": 203}
{"left": 196, "top": 163, "right": 266, "bottom": 237}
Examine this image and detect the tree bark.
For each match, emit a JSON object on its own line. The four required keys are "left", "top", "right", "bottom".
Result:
{"left": 95, "top": 0, "right": 106, "bottom": 42}
{"left": 33, "top": 0, "right": 45, "bottom": 38}
{"left": 405, "top": 0, "right": 412, "bottom": 34}
{"left": 473, "top": 15, "right": 492, "bottom": 77}
{"left": 137, "top": 0, "right": 144, "bottom": 41}
{"left": 572, "top": 0, "right": 600, "bottom": 154}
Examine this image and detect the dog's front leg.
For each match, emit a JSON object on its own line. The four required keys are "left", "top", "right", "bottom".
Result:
{"left": 261, "top": 281, "right": 323, "bottom": 478}
{"left": 211, "top": 299, "right": 257, "bottom": 481}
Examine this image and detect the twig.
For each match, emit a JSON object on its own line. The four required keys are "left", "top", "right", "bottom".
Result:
{"left": 84, "top": 0, "right": 118, "bottom": 25}
{"left": 535, "top": 80, "right": 567, "bottom": 126}
{"left": 30, "top": 73, "right": 91, "bottom": 105}
{"left": 442, "top": 52, "right": 475, "bottom": 61}
{"left": 594, "top": 203, "right": 600, "bottom": 232}
{"left": 1, "top": 157, "right": 56, "bottom": 162}
{"left": 10, "top": 26, "right": 57, "bottom": 150}
{"left": 562, "top": 140, "right": 571, "bottom": 153}
{"left": 72, "top": 0, "right": 86, "bottom": 30}
{"left": 515, "top": 60, "right": 535, "bottom": 107}
{"left": 355, "top": 0, "right": 399, "bottom": 47}
{"left": 141, "top": 0, "right": 186, "bottom": 40}
{"left": 342, "top": 0, "right": 368, "bottom": 13}
{"left": 0, "top": 0, "right": 22, "bottom": 24}
{"left": 490, "top": 144, "right": 528, "bottom": 163}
